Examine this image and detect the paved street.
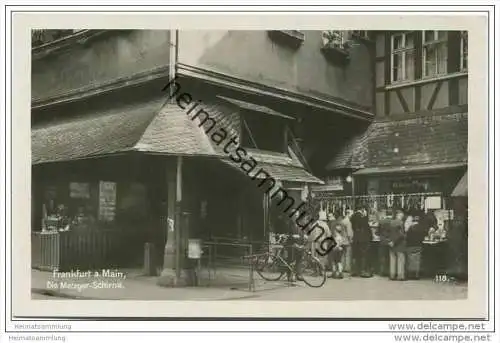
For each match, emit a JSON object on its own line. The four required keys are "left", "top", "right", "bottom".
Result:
{"left": 31, "top": 269, "right": 467, "bottom": 301}
{"left": 245, "top": 275, "right": 467, "bottom": 301}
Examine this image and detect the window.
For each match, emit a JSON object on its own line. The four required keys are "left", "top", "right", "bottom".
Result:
{"left": 423, "top": 31, "right": 448, "bottom": 77}
{"left": 40, "top": 182, "right": 98, "bottom": 232}
{"left": 460, "top": 31, "right": 468, "bottom": 71}
{"left": 32, "top": 29, "right": 84, "bottom": 47}
{"left": 267, "top": 30, "right": 304, "bottom": 49}
{"left": 391, "top": 32, "right": 415, "bottom": 83}
{"left": 240, "top": 113, "right": 287, "bottom": 153}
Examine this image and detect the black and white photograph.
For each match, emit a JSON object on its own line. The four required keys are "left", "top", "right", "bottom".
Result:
{"left": 29, "top": 28, "right": 470, "bottom": 302}
{"left": 2, "top": 6, "right": 495, "bottom": 339}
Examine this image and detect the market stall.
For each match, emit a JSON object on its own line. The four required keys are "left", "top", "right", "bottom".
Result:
{"left": 310, "top": 192, "right": 455, "bottom": 279}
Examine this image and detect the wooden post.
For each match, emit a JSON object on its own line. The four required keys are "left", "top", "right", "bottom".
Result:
{"left": 158, "top": 156, "right": 189, "bottom": 287}
{"left": 351, "top": 176, "right": 356, "bottom": 210}
{"left": 157, "top": 30, "right": 190, "bottom": 287}
{"left": 175, "top": 156, "right": 183, "bottom": 279}
{"left": 263, "top": 192, "right": 269, "bottom": 242}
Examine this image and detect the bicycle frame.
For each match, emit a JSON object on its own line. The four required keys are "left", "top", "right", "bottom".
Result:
{"left": 268, "top": 244, "right": 314, "bottom": 277}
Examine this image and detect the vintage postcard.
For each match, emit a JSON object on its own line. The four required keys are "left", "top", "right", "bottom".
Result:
{"left": 6, "top": 9, "right": 491, "bottom": 323}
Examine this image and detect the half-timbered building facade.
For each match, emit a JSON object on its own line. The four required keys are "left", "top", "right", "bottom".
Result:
{"left": 326, "top": 30, "right": 468, "bottom": 201}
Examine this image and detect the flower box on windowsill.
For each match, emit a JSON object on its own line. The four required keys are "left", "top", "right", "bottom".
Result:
{"left": 321, "top": 42, "right": 351, "bottom": 64}
{"left": 268, "top": 30, "right": 305, "bottom": 49}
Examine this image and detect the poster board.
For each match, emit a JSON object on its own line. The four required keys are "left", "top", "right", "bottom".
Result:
{"left": 425, "top": 196, "right": 442, "bottom": 210}
{"left": 98, "top": 181, "right": 117, "bottom": 222}
{"left": 188, "top": 239, "right": 202, "bottom": 259}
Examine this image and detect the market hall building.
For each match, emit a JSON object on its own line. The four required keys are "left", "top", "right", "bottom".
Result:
{"left": 31, "top": 30, "right": 375, "bottom": 285}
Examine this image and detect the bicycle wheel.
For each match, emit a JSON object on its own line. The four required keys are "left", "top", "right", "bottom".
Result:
{"left": 299, "top": 253, "right": 327, "bottom": 288}
{"left": 255, "top": 253, "right": 285, "bottom": 281}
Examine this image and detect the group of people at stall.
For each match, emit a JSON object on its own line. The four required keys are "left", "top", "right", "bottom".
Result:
{"left": 323, "top": 206, "right": 439, "bottom": 281}
{"left": 273, "top": 205, "right": 441, "bottom": 281}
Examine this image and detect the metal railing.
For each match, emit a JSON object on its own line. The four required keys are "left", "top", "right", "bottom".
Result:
{"left": 199, "top": 240, "right": 255, "bottom": 291}
{"left": 195, "top": 236, "right": 303, "bottom": 292}
{"left": 31, "top": 229, "right": 125, "bottom": 272}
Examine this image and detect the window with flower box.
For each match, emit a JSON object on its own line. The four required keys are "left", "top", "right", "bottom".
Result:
{"left": 267, "top": 30, "right": 305, "bottom": 49}
{"left": 321, "top": 30, "right": 354, "bottom": 64}
{"left": 322, "top": 30, "right": 350, "bottom": 49}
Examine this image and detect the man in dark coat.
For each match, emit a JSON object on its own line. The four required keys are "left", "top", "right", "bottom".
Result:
{"left": 350, "top": 207, "right": 373, "bottom": 277}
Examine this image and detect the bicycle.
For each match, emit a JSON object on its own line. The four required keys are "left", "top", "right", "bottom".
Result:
{"left": 254, "top": 233, "right": 327, "bottom": 288}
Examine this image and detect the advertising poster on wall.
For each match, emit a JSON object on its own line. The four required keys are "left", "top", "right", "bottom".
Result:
{"left": 99, "top": 181, "right": 117, "bottom": 222}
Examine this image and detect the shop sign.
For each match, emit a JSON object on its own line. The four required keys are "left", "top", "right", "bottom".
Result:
{"left": 324, "top": 177, "right": 344, "bottom": 191}
{"left": 392, "top": 178, "right": 430, "bottom": 192}
{"left": 70, "top": 182, "right": 90, "bottom": 199}
{"left": 188, "top": 239, "right": 202, "bottom": 259}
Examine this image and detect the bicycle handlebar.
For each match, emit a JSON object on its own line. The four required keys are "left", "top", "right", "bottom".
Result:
{"left": 272, "top": 233, "right": 306, "bottom": 245}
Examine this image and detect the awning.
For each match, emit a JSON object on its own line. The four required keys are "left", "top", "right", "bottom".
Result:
{"left": 220, "top": 158, "right": 323, "bottom": 184}
{"left": 451, "top": 171, "right": 468, "bottom": 197}
{"left": 31, "top": 99, "right": 218, "bottom": 164}
{"left": 32, "top": 96, "right": 320, "bottom": 188}
{"left": 353, "top": 162, "right": 467, "bottom": 176}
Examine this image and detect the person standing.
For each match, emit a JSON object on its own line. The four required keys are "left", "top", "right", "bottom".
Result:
{"left": 388, "top": 210, "right": 406, "bottom": 281}
{"left": 377, "top": 211, "right": 392, "bottom": 277}
{"left": 351, "top": 206, "right": 373, "bottom": 278}
{"left": 405, "top": 212, "right": 428, "bottom": 280}
{"left": 308, "top": 211, "right": 333, "bottom": 275}
{"left": 339, "top": 209, "right": 354, "bottom": 273}
{"left": 331, "top": 220, "right": 348, "bottom": 278}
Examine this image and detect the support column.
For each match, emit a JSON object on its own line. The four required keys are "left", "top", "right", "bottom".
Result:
{"left": 157, "top": 156, "right": 190, "bottom": 287}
